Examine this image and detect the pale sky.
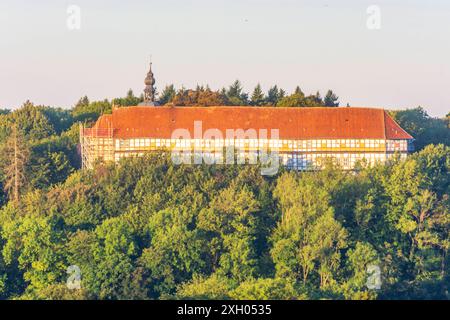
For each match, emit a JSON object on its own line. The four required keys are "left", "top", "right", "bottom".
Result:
{"left": 0, "top": 0, "right": 449, "bottom": 116}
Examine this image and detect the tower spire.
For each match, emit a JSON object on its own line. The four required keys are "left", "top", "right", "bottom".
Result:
{"left": 139, "top": 59, "right": 159, "bottom": 106}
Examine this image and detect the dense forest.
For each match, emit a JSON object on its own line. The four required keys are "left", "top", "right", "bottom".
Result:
{"left": 0, "top": 83, "right": 449, "bottom": 300}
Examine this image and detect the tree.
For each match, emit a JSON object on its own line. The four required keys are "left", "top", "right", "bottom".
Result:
{"left": 342, "top": 242, "right": 379, "bottom": 300}
{"left": 314, "top": 91, "right": 323, "bottom": 105}
{"left": 384, "top": 145, "right": 450, "bottom": 283}
{"left": 72, "top": 98, "right": 111, "bottom": 124}
{"left": 324, "top": 90, "right": 339, "bottom": 107}
{"left": 140, "top": 205, "right": 208, "bottom": 296}
{"left": 67, "top": 217, "right": 138, "bottom": 299}
{"left": 230, "top": 278, "right": 305, "bottom": 300}
{"left": 250, "top": 84, "right": 265, "bottom": 106}
{"left": 75, "top": 96, "right": 90, "bottom": 109}
{"left": 266, "top": 85, "right": 280, "bottom": 106}
{"left": 294, "top": 86, "right": 304, "bottom": 96}
{"left": 226, "top": 80, "right": 248, "bottom": 106}
{"left": 197, "top": 88, "right": 227, "bottom": 106}
{"left": 2, "top": 125, "right": 29, "bottom": 203}
{"left": 271, "top": 172, "right": 348, "bottom": 289}
{"left": 1, "top": 214, "right": 66, "bottom": 293}
{"left": 198, "top": 182, "right": 261, "bottom": 282}
{"left": 276, "top": 88, "right": 326, "bottom": 108}
{"left": 277, "top": 93, "right": 305, "bottom": 107}
{"left": 40, "top": 107, "right": 74, "bottom": 134}
{"left": 159, "top": 84, "right": 176, "bottom": 105}
{"left": 278, "top": 89, "right": 286, "bottom": 101}
{"left": 114, "top": 89, "right": 143, "bottom": 107}
{"left": 176, "top": 274, "right": 234, "bottom": 300}
{"left": 0, "top": 110, "right": 448, "bottom": 300}
{"left": 390, "top": 107, "right": 450, "bottom": 151}
{"left": 9, "top": 101, "right": 56, "bottom": 141}
{"left": 312, "top": 211, "right": 348, "bottom": 288}
{"left": 30, "top": 149, "right": 74, "bottom": 189}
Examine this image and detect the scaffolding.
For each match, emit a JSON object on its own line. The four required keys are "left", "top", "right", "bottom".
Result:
{"left": 80, "top": 123, "right": 114, "bottom": 169}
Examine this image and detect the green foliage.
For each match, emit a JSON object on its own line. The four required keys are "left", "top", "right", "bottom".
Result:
{"left": 0, "top": 101, "right": 55, "bottom": 143}
{"left": 250, "top": 84, "right": 265, "bottom": 106}
{"left": 110, "top": 82, "right": 341, "bottom": 108}
{"left": 226, "top": 80, "right": 249, "bottom": 106}
{"left": 230, "top": 278, "right": 306, "bottom": 300}
{"left": 176, "top": 274, "right": 235, "bottom": 300}
{"left": 90, "top": 217, "right": 138, "bottom": 299}
{"left": 0, "top": 103, "right": 79, "bottom": 196}
{"left": 28, "top": 135, "right": 77, "bottom": 188}
{"left": 1, "top": 214, "right": 66, "bottom": 293}
{"left": 113, "top": 89, "right": 143, "bottom": 107}
{"left": 159, "top": 84, "right": 176, "bottom": 105}
{"left": 140, "top": 207, "right": 208, "bottom": 295}
{"left": 172, "top": 87, "right": 227, "bottom": 106}
{"left": 0, "top": 99, "right": 447, "bottom": 300}
{"left": 40, "top": 107, "right": 74, "bottom": 135}
{"left": 266, "top": 85, "right": 282, "bottom": 106}
{"left": 342, "top": 242, "right": 379, "bottom": 299}
{"left": 1, "top": 126, "right": 30, "bottom": 203}
{"left": 277, "top": 92, "right": 306, "bottom": 107}
{"left": 390, "top": 107, "right": 450, "bottom": 151}
{"left": 0, "top": 146, "right": 448, "bottom": 299}
{"left": 277, "top": 88, "right": 326, "bottom": 107}
{"left": 324, "top": 90, "right": 339, "bottom": 107}
{"left": 271, "top": 172, "right": 348, "bottom": 290}
{"left": 200, "top": 183, "right": 260, "bottom": 281}
{"left": 72, "top": 98, "right": 111, "bottom": 124}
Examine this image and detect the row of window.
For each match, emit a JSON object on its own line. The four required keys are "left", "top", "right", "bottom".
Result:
{"left": 114, "top": 138, "right": 409, "bottom": 151}
{"left": 386, "top": 140, "right": 408, "bottom": 151}
{"left": 88, "top": 138, "right": 113, "bottom": 145}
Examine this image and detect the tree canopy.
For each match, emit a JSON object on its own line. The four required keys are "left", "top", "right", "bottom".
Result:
{"left": 0, "top": 89, "right": 448, "bottom": 300}
{"left": 0, "top": 144, "right": 448, "bottom": 300}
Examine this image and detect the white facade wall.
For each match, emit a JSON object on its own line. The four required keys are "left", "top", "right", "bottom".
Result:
{"left": 109, "top": 138, "right": 410, "bottom": 170}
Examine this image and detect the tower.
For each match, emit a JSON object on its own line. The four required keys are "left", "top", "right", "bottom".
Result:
{"left": 139, "top": 62, "right": 159, "bottom": 106}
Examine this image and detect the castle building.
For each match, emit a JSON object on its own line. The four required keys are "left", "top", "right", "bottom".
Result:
{"left": 80, "top": 65, "right": 414, "bottom": 170}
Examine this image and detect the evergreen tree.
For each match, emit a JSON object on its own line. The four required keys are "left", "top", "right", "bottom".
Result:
{"left": 278, "top": 89, "right": 286, "bottom": 101}
{"left": 2, "top": 125, "right": 29, "bottom": 203}
{"left": 250, "top": 84, "right": 265, "bottom": 106}
{"left": 324, "top": 90, "right": 339, "bottom": 107}
{"left": 294, "top": 86, "right": 305, "bottom": 96}
{"left": 314, "top": 91, "right": 324, "bottom": 105}
{"left": 266, "top": 85, "right": 280, "bottom": 106}
{"left": 277, "top": 93, "right": 305, "bottom": 107}
{"left": 226, "top": 80, "right": 248, "bottom": 106}
{"left": 159, "top": 84, "right": 176, "bottom": 105}
{"left": 10, "top": 101, "right": 56, "bottom": 141}
{"left": 75, "top": 96, "right": 90, "bottom": 110}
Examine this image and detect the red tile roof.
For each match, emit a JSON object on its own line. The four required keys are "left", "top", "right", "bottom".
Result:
{"left": 384, "top": 111, "right": 414, "bottom": 140}
{"left": 90, "top": 106, "right": 413, "bottom": 140}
